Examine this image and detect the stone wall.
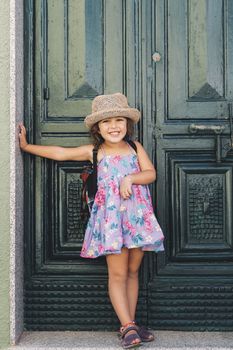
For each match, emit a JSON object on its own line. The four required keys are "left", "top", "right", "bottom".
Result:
{"left": 0, "top": 0, "right": 24, "bottom": 347}
{"left": 0, "top": 0, "right": 11, "bottom": 346}
{"left": 9, "top": 0, "right": 24, "bottom": 345}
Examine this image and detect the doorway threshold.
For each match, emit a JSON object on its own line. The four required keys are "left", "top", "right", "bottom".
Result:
{"left": 9, "top": 330, "right": 233, "bottom": 350}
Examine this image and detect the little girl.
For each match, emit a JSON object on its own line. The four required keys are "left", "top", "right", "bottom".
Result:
{"left": 19, "top": 92, "right": 164, "bottom": 349}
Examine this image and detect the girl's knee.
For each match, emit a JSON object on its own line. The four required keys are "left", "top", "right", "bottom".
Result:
{"left": 128, "top": 265, "right": 140, "bottom": 279}
{"left": 108, "top": 269, "right": 128, "bottom": 283}
{"left": 128, "top": 248, "right": 144, "bottom": 277}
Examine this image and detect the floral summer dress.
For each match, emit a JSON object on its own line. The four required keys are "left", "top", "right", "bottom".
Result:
{"left": 80, "top": 144, "right": 164, "bottom": 258}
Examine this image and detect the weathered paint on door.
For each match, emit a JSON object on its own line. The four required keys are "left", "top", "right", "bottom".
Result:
{"left": 24, "top": 0, "right": 233, "bottom": 330}
{"left": 150, "top": 0, "right": 233, "bottom": 330}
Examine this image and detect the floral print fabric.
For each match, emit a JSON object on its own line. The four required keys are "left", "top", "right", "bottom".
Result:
{"left": 80, "top": 152, "right": 164, "bottom": 258}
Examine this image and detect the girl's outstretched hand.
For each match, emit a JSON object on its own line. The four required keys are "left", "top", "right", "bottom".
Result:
{"left": 120, "top": 175, "right": 132, "bottom": 200}
{"left": 18, "top": 123, "right": 28, "bottom": 151}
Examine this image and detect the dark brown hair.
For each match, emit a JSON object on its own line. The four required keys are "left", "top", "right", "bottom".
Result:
{"left": 90, "top": 118, "right": 135, "bottom": 147}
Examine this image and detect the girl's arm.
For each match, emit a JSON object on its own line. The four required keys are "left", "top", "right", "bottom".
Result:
{"left": 18, "top": 123, "right": 93, "bottom": 162}
{"left": 120, "top": 141, "right": 156, "bottom": 199}
{"left": 128, "top": 141, "right": 156, "bottom": 184}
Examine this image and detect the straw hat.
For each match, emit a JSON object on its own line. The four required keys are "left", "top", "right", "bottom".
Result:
{"left": 84, "top": 93, "right": 141, "bottom": 128}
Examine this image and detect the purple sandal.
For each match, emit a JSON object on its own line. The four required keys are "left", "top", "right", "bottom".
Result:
{"left": 120, "top": 323, "right": 142, "bottom": 349}
{"left": 133, "top": 322, "right": 155, "bottom": 342}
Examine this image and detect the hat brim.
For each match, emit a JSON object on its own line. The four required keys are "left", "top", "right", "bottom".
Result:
{"left": 84, "top": 108, "right": 140, "bottom": 129}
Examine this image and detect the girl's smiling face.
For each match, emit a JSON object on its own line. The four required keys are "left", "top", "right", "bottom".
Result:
{"left": 98, "top": 116, "right": 127, "bottom": 143}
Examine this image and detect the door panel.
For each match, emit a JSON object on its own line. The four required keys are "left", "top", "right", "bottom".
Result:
{"left": 45, "top": 0, "right": 123, "bottom": 119}
{"left": 156, "top": 0, "right": 233, "bottom": 124}
{"left": 167, "top": 0, "right": 226, "bottom": 119}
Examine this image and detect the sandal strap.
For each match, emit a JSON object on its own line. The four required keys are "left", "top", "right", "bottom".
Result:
{"left": 119, "top": 321, "right": 135, "bottom": 334}
{"left": 121, "top": 325, "right": 140, "bottom": 338}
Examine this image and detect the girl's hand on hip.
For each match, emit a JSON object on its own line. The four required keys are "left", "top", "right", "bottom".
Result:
{"left": 18, "top": 123, "right": 29, "bottom": 151}
{"left": 120, "top": 175, "right": 132, "bottom": 199}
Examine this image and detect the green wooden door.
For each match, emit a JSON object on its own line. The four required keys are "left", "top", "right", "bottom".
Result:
{"left": 148, "top": 0, "right": 233, "bottom": 330}
{"left": 24, "top": 0, "right": 148, "bottom": 330}
{"left": 24, "top": 0, "right": 233, "bottom": 331}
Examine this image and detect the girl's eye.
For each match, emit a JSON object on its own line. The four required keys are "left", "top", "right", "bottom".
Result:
{"left": 116, "top": 118, "right": 125, "bottom": 122}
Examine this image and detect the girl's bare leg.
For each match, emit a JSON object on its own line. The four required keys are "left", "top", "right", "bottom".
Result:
{"left": 106, "top": 248, "right": 132, "bottom": 325}
{"left": 127, "top": 248, "right": 144, "bottom": 320}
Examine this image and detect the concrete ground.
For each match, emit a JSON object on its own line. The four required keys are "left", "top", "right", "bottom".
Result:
{"left": 10, "top": 331, "right": 233, "bottom": 350}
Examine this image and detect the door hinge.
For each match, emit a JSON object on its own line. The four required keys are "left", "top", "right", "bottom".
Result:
{"left": 43, "top": 87, "right": 50, "bottom": 100}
